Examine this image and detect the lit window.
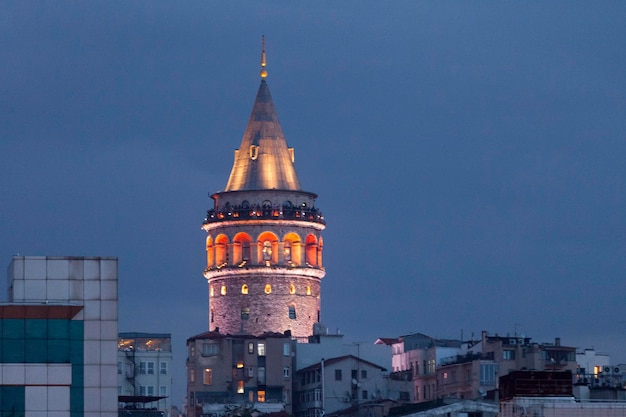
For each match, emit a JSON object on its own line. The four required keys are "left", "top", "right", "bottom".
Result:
{"left": 284, "top": 242, "right": 292, "bottom": 261}
{"left": 237, "top": 380, "right": 245, "bottom": 393}
{"left": 306, "top": 286, "right": 311, "bottom": 295}
{"left": 210, "top": 286, "right": 214, "bottom": 297}
{"left": 237, "top": 361, "right": 244, "bottom": 369}
{"left": 241, "top": 307, "right": 250, "bottom": 320}
{"left": 242, "top": 284, "right": 248, "bottom": 294}
{"left": 249, "top": 145, "right": 258, "bottom": 160}
{"left": 221, "top": 285, "right": 226, "bottom": 295}
{"left": 264, "top": 284, "right": 272, "bottom": 294}
{"left": 190, "top": 369, "right": 195, "bottom": 382}
{"left": 263, "top": 241, "right": 272, "bottom": 261}
{"left": 289, "top": 284, "right": 296, "bottom": 294}
{"left": 203, "top": 368, "right": 213, "bottom": 385}
{"left": 288, "top": 305, "right": 296, "bottom": 319}
{"left": 258, "top": 390, "right": 266, "bottom": 402}
{"left": 258, "top": 343, "right": 265, "bottom": 356}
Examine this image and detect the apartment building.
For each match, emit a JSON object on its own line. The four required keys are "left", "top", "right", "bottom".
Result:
{"left": 117, "top": 332, "right": 173, "bottom": 416}
{"left": 185, "top": 330, "right": 293, "bottom": 417}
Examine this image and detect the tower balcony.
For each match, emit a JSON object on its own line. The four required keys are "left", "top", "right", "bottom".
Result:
{"left": 203, "top": 205, "right": 325, "bottom": 226}
{"left": 203, "top": 264, "right": 325, "bottom": 280}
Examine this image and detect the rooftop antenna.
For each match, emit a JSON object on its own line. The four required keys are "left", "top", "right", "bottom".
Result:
{"left": 260, "top": 35, "right": 268, "bottom": 79}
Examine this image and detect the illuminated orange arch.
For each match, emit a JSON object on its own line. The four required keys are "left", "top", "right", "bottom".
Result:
{"left": 257, "top": 231, "right": 279, "bottom": 265}
{"left": 284, "top": 232, "right": 302, "bottom": 266}
{"left": 215, "top": 234, "right": 229, "bottom": 266}
{"left": 233, "top": 232, "right": 252, "bottom": 263}
{"left": 305, "top": 234, "right": 318, "bottom": 266}
{"left": 206, "top": 236, "right": 214, "bottom": 268}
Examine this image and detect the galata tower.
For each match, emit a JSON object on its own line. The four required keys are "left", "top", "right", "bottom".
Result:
{"left": 202, "top": 40, "right": 326, "bottom": 338}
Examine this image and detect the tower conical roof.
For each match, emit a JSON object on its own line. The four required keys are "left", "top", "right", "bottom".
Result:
{"left": 224, "top": 80, "right": 301, "bottom": 192}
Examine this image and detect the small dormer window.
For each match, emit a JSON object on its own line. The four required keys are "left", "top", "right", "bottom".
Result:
{"left": 250, "top": 145, "right": 259, "bottom": 160}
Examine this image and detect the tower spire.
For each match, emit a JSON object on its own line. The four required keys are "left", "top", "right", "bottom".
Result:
{"left": 260, "top": 35, "right": 268, "bottom": 79}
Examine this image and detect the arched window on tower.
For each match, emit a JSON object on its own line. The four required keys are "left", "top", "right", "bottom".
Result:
{"left": 233, "top": 232, "right": 252, "bottom": 266}
{"left": 305, "top": 234, "right": 318, "bottom": 267}
{"left": 264, "top": 284, "right": 272, "bottom": 294}
{"left": 215, "top": 234, "right": 229, "bottom": 267}
{"left": 206, "top": 236, "right": 214, "bottom": 268}
{"left": 283, "top": 232, "right": 302, "bottom": 266}
{"left": 289, "top": 284, "right": 296, "bottom": 295}
{"left": 241, "top": 284, "right": 248, "bottom": 295}
{"left": 220, "top": 285, "right": 227, "bottom": 296}
{"left": 288, "top": 305, "right": 297, "bottom": 320}
{"left": 241, "top": 307, "right": 250, "bottom": 320}
{"left": 258, "top": 231, "right": 278, "bottom": 266}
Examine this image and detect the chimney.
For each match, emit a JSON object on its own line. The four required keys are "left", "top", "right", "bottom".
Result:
{"left": 555, "top": 337, "right": 560, "bottom": 346}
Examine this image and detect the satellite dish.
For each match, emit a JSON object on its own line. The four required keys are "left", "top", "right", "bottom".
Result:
{"left": 352, "top": 378, "right": 358, "bottom": 385}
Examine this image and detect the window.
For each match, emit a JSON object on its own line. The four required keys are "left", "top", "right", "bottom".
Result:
{"left": 352, "top": 370, "right": 358, "bottom": 379}
{"left": 202, "top": 343, "right": 219, "bottom": 356}
{"left": 221, "top": 285, "right": 227, "bottom": 295}
{"left": 258, "top": 390, "right": 266, "bottom": 402}
{"left": 283, "top": 343, "right": 291, "bottom": 356}
{"left": 362, "top": 390, "right": 368, "bottom": 400}
{"left": 335, "top": 369, "right": 342, "bottom": 381}
{"left": 242, "top": 284, "right": 248, "bottom": 294}
{"left": 284, "top": 242, "right": 292, "bottom": 261}
{"left": 147, "top": 386, "right": 154, "bottom": 396}
{"left": 139, "top": 362, "right": 147, "bottom": 374}
{"left": 237, "top": 380, "right": 244, "bottom": 394}
{"left": 248, "top": 342, "right": 255, "bottom": 354}
{"left": 289, "top": 284, "right": 296, "bottom": 294}
{"left": 210, "top": 286, "right": 214, "bottom": 297}
{"left": 147, "top": 362, "right": 155, "bottom": 375}
{"left": 479, "top": 364, "right": 498, "bottom": 386}
{"left": 190, "top": 369, "right": 195, "bottom": 382}
{"left": 264, "top": 284, "right": 272, "bottom": 294}
{"left": 247, "top": 367, "right": 254, "bottom": 377}
{"left": 258, "top": 343, "right": 266, "bottom": 356}
{"left": 361, "top": 370, "right": 367, "bottom": 379}
{"left": 283, "top": 366, "right": 290, "bottom": 378}
{"left": 203, "top": 368, "right": 213, "bottom": 385}
{"left": 139, "top": 385, "right": 146, "bottom": 395}
{"left": 250, "top": 145, "right": 259, "bottom": 160}
{"left": 263, "top": 241, "right": 272, "bottom": 261}
{"left": 160, "top": 361, "right": 167, "bottom": 375}
{"left": 117, "top": 361, "right": 122, "bottom": 375}
{"left": 288, "top": 305, "right": 296, "bottom": 319}
{"left": 241, "top": 307, "right": 250, "bottom": 320}
{"left": 503, "top": 350, "right": 516, "bottom": 360}
{"left": 306, "top": 286, "right": 311, "bottom": 295}
{"left": 160, "top": 386, "right": 167, "bottom": 396}
{"left": 258, "top": 367, "right": 266, "bottom": 385}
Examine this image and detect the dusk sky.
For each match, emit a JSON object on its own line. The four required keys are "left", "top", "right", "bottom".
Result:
{"left": 2, "top": 1, "right": 625, "bottom": 406}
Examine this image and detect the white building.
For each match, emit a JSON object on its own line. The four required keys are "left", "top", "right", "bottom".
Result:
{"left": 5, "top": 255, "right": 118, "bottom": 417}
{"left": 118, "top": 332, "right": 173, "bottom": 417}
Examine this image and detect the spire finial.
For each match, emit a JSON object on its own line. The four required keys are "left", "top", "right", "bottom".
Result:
{"left": 260, "top": 35, "right": 268, "bottom": 79}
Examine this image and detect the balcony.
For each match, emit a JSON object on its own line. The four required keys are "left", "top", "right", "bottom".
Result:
{"left": 203, "top": 205, "right": 325, "bottom": 225}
